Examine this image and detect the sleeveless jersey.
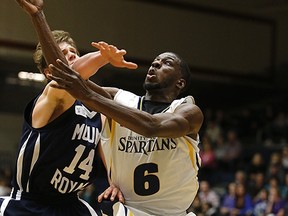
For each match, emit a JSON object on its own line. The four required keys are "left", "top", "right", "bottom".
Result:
{"left": 10, "top": 94, "right": 102, "bottom": 199}
{"left": 101, "top": 90, "right": 201, "bottom": 216}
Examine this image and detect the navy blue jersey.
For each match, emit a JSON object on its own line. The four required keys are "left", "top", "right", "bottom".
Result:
{"left": 11, "top": 94, "right": 102, "bottom": 199}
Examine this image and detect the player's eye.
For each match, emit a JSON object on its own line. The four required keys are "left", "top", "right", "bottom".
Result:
{"left": 165, "top": 60, "right": 173, "bottom": 66}
{"left": 70, "top": 49, "right": 77, "bottom": 54}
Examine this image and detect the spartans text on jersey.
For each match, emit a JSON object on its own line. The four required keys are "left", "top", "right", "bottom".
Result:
{"left": 118, "top": 136, "right": 177, "bottom": 155}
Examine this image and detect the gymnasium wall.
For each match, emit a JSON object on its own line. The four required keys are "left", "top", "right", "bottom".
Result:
{"left": 0, "top": 0, "right": 282, "bottom": 78}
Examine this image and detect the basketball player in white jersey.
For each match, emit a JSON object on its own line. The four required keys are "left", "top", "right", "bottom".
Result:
{"left": 47, "top": 45, "right": 204, "bottom": 215}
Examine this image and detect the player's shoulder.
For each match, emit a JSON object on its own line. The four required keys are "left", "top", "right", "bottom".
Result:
{"left": 173, "top": 96, "right": 203, "bottom": 118}
{"left": 172, "top": 95, "right": 195, "bottom": 107}
{"left": 114, "top": 89, "right": 140, "bottom": 107}
{"left": 103, "top": 87, "right": 120, "bottom": 99}
{"left": 183, "top": 95, "right": 195, "bottom": 105}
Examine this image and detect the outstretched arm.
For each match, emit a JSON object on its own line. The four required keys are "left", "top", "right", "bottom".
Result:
{"left": 48, "top": 60, "right": 204, "bottom": 139}
{"left": 72, "top": 42, "right": 138, "bottom": 79}
{"left": 16, "top": 0, "right": 138, "bottom": 78}
{"left": 91, "top": 42, "right": 138, "bottom": 70}
{"left": 16, "top": 0, "right": 67, "bottom": 67}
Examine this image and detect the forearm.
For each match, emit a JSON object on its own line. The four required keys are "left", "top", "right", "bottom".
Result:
{"left": 80, "top": 91, "right": 190, "bottom": 138}
{"left": 72, "top": 52, "right": 109, "bottom": 79}
{"left": 31, "top": 11, "right": 67, "bottom": 65}
{"left": 81, "top": 92, "right": 157, "bottom": 137}
{"left": 86, "top": 80, "right": 111, "bottom": 99}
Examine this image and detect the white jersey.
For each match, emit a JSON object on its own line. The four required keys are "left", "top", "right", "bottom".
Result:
{"left": 101, "top": 90, "right": 201, "bottom": 216}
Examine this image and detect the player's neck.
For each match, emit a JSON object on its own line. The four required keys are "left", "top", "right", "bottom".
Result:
{"left": 144, "top": 91, "right": 176, "bottom": 103}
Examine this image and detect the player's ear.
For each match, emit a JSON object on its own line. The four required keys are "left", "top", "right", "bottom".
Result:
{"left": 176, "top": 78, "right": 186, "bottom": 91}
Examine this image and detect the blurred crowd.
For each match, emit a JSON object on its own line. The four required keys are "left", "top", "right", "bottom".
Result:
{"left": 193, "top": 103, "right": 288, "bottom": 216}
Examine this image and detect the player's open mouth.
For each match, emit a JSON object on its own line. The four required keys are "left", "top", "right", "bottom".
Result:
{"left": 146, "top": 74, "right": 156, "bottom": 80}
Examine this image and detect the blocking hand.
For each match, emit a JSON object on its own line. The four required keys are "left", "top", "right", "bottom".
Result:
{"left": 92, "top": 41, "right": 138, "bottom": 70}
{"left": 47, "top": 59, "right": 92, "bottom": 101}
{"left": 16, "top": 0, "right": 43, "bottom": 15}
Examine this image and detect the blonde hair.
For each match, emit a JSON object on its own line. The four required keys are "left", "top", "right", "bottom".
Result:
{"left": 33, "top": 30, "right": 79, "bottom": 74}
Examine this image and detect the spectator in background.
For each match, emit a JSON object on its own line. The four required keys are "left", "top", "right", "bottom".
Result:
{"left": 281, "top": 145, "right": 288, "bottom": 172}
{"left": 199, "top": 136, "right": 217, "bottom": 182}
{"left": 247, "top": 152, "right": 266, "bottom": 182}
{"left": 248, "top": 172, "right": 266, "bottom": 202}
{"left": 282, "top": 173, "right": 288, "bottom": 200}
{"left": 214, "top": 134, "right": 226, "bottom": 165}
{"left": 205, "top": 119, "right": 223, "bottom": 146}
{"left": 214, "top": 134, "right": 226, "bottom": 163}
{"left": 219, "top": 182, "right": 254, "bottom": 216}
{"left": 213, "top": 133, "right": 235, "bottom": 184}
{"left": 270, "top": 151, "right": 284, "bottom": 167}
{"left": 233, "top": 183, "right": 254, "bottom": 216}
{"left": 265, "top": 152, "right": 285, "bottom": 185}
{"left": 265, "top": 176, "right": 283, "bottom": 195}
{"left": 234, "top": 170, "right": 247, "bottom": 186}
{"left": 201, "top": 202, "right": 218, "bottom": 216}
{"left": 265, "top": 187, "right": 286, "bottom": 216}
{"left": 253, "top": 188, "right": 268, "bottom": 216}
{"left": 188, "top": 194, "right": 204, "bottom": 216}
{"left": 198, "top": 180, "right": 220, "bottom": 213}
{"left": 224, "top": 130, "right": 243, "bottom": 171}
{"left": 220, "top": 182, "right": 236, "bottom": 216}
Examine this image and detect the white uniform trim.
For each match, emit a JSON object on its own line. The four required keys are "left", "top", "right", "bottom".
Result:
{"left": 78, "top": 197, "right": 99, "bottom": 216}
{"left": 16, "top": 131, "right": 32, "bottom": 191}
{"left": 26, "top": 133, "right": 41, "bottom": 192}
{"left": 0, "top": 196, "right": 11, "bottom": 216}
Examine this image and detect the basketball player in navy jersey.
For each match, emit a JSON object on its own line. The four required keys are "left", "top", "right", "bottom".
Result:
{"left": 47, "top": 49, "right": 204, "bottom": 215}
{"left": 0, "top": 0, "right": 137, "bottom": 215}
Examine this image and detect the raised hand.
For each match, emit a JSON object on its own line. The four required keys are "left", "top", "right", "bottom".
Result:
{"left": 47, "top": 59, "right": 92, "bottom": 101}
{"left": 16, "top": 0, "right": 43, "bottom": 15}
{"left": 92, "top": 41, "right": 138, "bottom": 70}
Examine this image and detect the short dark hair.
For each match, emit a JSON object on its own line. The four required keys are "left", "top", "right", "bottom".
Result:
{"left": 33, "top": 30, "right": 79, "bottom": 74}
{"left": 173, "top": 52, "right": 192, "bottom": 94}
